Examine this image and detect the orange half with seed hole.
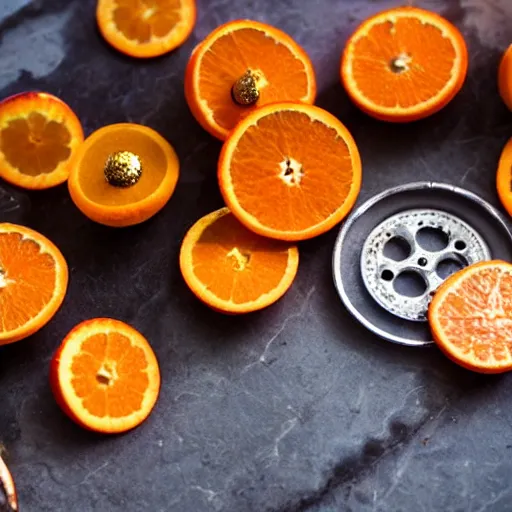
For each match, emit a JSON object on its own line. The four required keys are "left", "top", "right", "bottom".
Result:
{"left": 180, "top": 207, "right": 299, "bottom": 313}
{"left": 97, "top": 0, "right": 197, "bottom": 58}
{"left": 50, "top": 318, "right": 161, "bottom": 433}
{"left": 0, "top": 223, "right": 68, "bottom": 346}
{"left": 0, "top": 92, "right": 83, "bottom": 189}
{"left": 185, "top": 19, "right": 317, "bottom": 140}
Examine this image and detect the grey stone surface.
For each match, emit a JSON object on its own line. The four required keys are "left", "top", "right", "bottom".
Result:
{"left": 0, "top": 0, "right": 512, "bottom": 511}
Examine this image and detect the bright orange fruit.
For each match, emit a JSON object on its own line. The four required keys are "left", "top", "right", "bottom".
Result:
{"left": 498, "top": 44, "right": 512, "bottom": 111}
{"left": 0, "top": 92, "right": 83, "bottom": 189}
{"left": 429, "top": 260, "right": 512, "bottom": 374}
{"left": 96, "top": 0, "right": 196, "bottom": 58}
{"left": 184, "top": 19, "right": 317, "bottom": 140}
{"left": 496, "top": 136, "right": 512, "bottom": 216}
{"left": 68, "top": 123, "right": 179, "bottom": 227}
{"left": 341, "top": 7, "right": 468, "bottom": 122}
{"left": 50, "top": 318, "right": 161, "bottom": 434}
{"left": 179, "top": 207, "right": 299, "bottom": 314}
{"left": 218, "top": 102, "right": 362, "bottom": 241}
{"left": 0, "top": 223, "right": 68, "bottom": 346}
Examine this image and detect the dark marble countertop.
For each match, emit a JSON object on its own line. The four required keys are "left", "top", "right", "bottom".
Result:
{"left": 1, "top": 0, "right": 512, "bottom": 511}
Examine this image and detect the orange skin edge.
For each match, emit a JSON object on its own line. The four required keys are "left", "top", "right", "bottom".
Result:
{"left": 96, "top": 0, "right": 197, "bottom": 59}
{"left": 0, "top": 223, "right": 68, "bottom": 346}
{"left": 0, "top": 454, "right": 18, "bottom": 511}
{"left": 184, "top": 19, "right": 317, "bottom": 141}
{"left": 496, "top": 136, "right": 512, "bottom": 217}
{"left": 498, "top": 44, "right": 512, "bottom": 111}
{"left": 0, "top": 91, "right": 84, "bottom": 190}
{"left": 340, "top": 6, "right": 468, "bottom": 122}
{"left": 68, "top": 123, "right": 179, "bottom": 228}
{"left": 179, "top": 207, "right": 299, "bottom": 314}
{"left": 50, "top": 318, "right": 161, "bottom": 434}
{"left": 218, "top": 102, "right": 362, "bottom": 241}
{"left": 428, "top": 260, "right": 512, "bottom": 374}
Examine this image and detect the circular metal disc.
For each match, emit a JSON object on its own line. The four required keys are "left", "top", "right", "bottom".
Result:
{"left": 332, "top": 182, "right": 512, "bottom": 347}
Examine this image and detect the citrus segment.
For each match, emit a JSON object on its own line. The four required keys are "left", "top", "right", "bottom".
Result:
{"left": 341, "top": 7, "right": 468, "bottom": 122}
{"left": 0, "top": 92, "right": 83, "bottom": 189}
{"left": 68, "top": 123, "right": 179, "bottom": 227}
{"left": 218, "top": 103, "right": 362, "bottom": 241}
{"left": 180, "top": 208, "right": 299, "bottom": 313}
{"left": 0, "top": 223, "right": 68, "bottom": 346}
{"left": 428, "top": 260, "right": 512, "bottom": 374}
{"left": 496, "top": 136, "right": 512, "bottom": 217}
{"left": 50, "top": 318, "right": 160, "bottom": 433}
{"left": 97, "top": 0, "right": 196, "bottom": 58}
{"left": 498, "top": 44, "right": 512, "bottom": 111}
{"left": 185, "top": 19, "right": 316, "bottom": 140}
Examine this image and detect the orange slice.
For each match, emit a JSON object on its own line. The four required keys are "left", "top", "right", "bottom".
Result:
{"left": 341, "top": 7, "right": 468, "bottom": 122}
{"left": 0, "top": 91, "right": 83, "bottom": 189}
{"left": 184, "top": 19, "right": 317, "bottom": 140}
{"left": 498, "top": 44, "right": 512, "bottom": 111}
{"left": 50, "top": 318, "right": 161, "bottom": 434}
{"left": 0, "top": 223, "right": 68, "bottom": 346}
{"left": 68, "top": 123, "right": 179, "bottom": 227}
{"left": 496, "top": 136, "right": 512, "bottom": 216}
{"left": 179, "top": 207, "right": 299, "bottom": 313}
{"left": 428, "top": 260, "right": 512, "bottom": 374}
{"left": 96, "top": 0, "right": 196, "bottom": 58}
{"left": 218, "top": 102, "right": 362, "bottom": 241}
{"left": 0, "top": 454, "right": 17, "bottom": 511}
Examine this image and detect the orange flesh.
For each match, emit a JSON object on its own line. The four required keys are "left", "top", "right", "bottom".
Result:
{"left": 350, "top": 17, "right": 456, "bottom": 108}
{"left": 191, "top": 213, "right": 291, "bottom": 304}
{"left": 0, "top": 112, "right": 71, "bottom": 176}
{"left": 198, "top": 28, "right": 311, "bottom": 131}
{"left": 229, "top": 110, "right": 354, "bottom": 233}
{"left": 112, "top": 0, "right": 182, "bottom": 42}
{"left": 77, "top": 128, "right": 166, "bottom": 206}
{"left": 0, "top": 232, "right": 56, "bottom": 333}
{"left": 70, "top": 331, "right": 150, "bottom": 418}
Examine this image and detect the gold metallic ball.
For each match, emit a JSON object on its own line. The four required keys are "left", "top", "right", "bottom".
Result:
{"left": 104, "top": 151, "right": 142, "bottom": 187}
{"left": 232, "top": 70, "right": 260, "bottom": 106}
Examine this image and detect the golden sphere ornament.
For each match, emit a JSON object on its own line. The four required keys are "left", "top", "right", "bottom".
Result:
{"left": 104, "top": 151, "right": 142, "bottom": 187}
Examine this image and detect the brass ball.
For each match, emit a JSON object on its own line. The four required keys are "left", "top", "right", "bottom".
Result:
{"left": 232, "top": 70, "right": 260, "bottom": 106}
{"left": 104, "top": 151, "right": 142, "bottom": 187}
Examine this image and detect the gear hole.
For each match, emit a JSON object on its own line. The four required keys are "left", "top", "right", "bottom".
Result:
{"left": 416, "top": 227, "right": 449, "bottom": 252}
{"left": 381, "top": 269, "right": 394, "bottom": 281}
{"left": 383, "top": 236, "right": 410, "bottom": 261}
{"left": 436, "top": 255, "right": 468, "bottom": 280}
{"left": 393, "top": 270, "right": 427, "bottom": 297}
{"left": 454, "top": 240, "right": 467, "bottom": 251}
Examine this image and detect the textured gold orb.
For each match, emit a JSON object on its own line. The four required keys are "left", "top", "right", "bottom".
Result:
{"left": 232, "top": 70, "right": 260, "bottom": 106}
{"left": 104, "top": 151, "right": 142, "bottom": 187}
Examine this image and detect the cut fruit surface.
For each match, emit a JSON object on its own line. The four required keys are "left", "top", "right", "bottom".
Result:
{"left": 50, "top": 318, "right": 160, "bottom": 433}
{"left": 180, "top": 208, "right": 299, "bottom": 313}
{"left": 341, "top": 7, "right": 468, "bottom": 122}
{"left": 498, "top": 44, "right": 512, "bottom": 111}
{"left": 496, "top": 136, "right": 512, "bottom": 217}
{"left": 428, "top": 260, "right": 512, "bottom": 374}
{"left": 0, "top": 223, "right": 68, "bottom": 346}
{"left": 0, "top": 92, "right": 83, "bottom": 189}
{"left": 218, "top": 102, "right": 362, "bottom": 241}
{"left": 184, "top": 19, "right": 316, "bottom": 140}
{"left": 97, "top": 0, "right": 196, "bottom": 58}
{"left": 68, "top": 123, "right": 179, "bottom": 227}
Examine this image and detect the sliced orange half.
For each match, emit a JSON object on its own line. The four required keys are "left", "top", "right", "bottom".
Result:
{"left": 184, "top": 19, "right": 317, "bottom": 140}
{"left": 97, "top": 0, "right": 197, "bottom": 58}
{"left": 68, "top": 123, "right": 179, "bottom": 227}
{"left": 50, "top": 318, "right": 161, "bottom": 434}
{"left": 0, "top": 91, "right": 84, "bottom": 189}
{"left": 0, "top": 223, "right": 68, "bottom": 346}
{"left": 180, "top": 208, "right": 299, "bottom": 314}
{"left": 498, "top": 44, "right": 512, "bottom": 111}
{"left": 341, "top": 7, "right": 468, "bottom": 122}
{"left": 429, "top": 260, "right": 512, "bottom": 374}
{"left": 496, "top": 136, "right": 512, "bottom": 217}
{"left": 218, "top": 102, "right": 362, "bottom": 241}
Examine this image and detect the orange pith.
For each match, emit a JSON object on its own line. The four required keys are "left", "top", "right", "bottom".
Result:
{"left": 50, "top": 318, "right": 160, "bottom": 433}
{"left": 97, "top": 0, "right": 196, "bottom": 58}
{"left": 0, "top": 223, "right": 68, "bottom": 346}
{"left": 218, "top": 102, "right": 362, "bottom": 241}
{"left": 428, "top": 260, "right": 512, "bottom": 374}
{"left": 184, "top": 19, "right": 317, "bottom": 140}
{"left": 498, "top": 44, "right": 512, "bottom": 111}
{"left": 0, "top": 92, "right": 84, "bottom": 189}
{"left": 180, "top": 208, "right": 299, "bottom": 313}
{"left": 68, "top": 123, "right": 179, "bottom": 227}
{"left": 341, "top": 7, "right": 468, "bottom": 122}
{"left": 496, "top": 136, "right": 512, "bottom": 217}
